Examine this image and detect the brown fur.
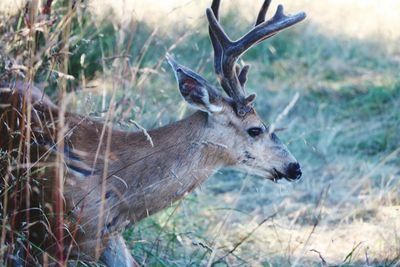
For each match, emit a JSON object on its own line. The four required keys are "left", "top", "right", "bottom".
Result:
{"left": 0, "top": 84, "right": 240, "bottom": 263}
{"left": 0, "top": 78, "right": 300, "bottom": 265}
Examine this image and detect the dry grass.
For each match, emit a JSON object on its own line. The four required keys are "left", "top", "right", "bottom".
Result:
{"left": 1, "top": 0, "right": 399, "bottom": 266}
{"left": 3, "top": 0, "right": 400, "bottom": 41}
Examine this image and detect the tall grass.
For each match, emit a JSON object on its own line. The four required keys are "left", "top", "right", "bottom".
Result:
{"left": 0, "top": 0, "right": 399, "bottom": 266}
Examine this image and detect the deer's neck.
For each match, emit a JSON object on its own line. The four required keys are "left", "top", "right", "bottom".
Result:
{"left": 101, "top": 111, "right": 232, "bottom": 223}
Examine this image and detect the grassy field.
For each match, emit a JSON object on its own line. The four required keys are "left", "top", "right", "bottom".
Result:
{"left": 1, "top": 0, "right": 399, "bottom": 266}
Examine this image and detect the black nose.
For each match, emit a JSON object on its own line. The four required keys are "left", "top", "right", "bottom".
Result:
{"left": 287, "top": 162, "right": 302, "bottom": 180}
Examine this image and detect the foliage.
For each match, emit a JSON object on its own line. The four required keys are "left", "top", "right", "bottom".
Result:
{"left": 0, "top": 0, "right": 399, "bottom": 266}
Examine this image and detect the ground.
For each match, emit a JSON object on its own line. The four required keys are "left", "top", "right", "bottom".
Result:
{"left": 0, "top": 0, "right": 399, "bottom": 266}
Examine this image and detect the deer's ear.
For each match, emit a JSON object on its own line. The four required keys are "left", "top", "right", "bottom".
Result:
{"left": 167, "top": 55, "right": 222, "bottom": 113}
{"left": 175, "top": 69, "right": 222, "bottom": 113}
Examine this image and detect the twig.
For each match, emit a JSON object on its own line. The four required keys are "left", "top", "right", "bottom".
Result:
{"left": 216, "top": 212, "right": 278, "bottom": 263}
{"left": 143, "top": 200, "right": 183, "bottom": 266}
{"left": 310, "top": 249, "right": 327, "bottom": 266}
{"left": 206, "top": 174, "right": 251, "bottom": 267}
{"left": 343, "top": 242, "right": 363, "bottom": 264}
{"left": 291, "top": 184, "right": 330, "bottom": 267}
{"left": 269, "top": 92, "right": 300, "bottom": 134}
{"left": 129, "top": 120, "right": 154, "bottom": 147}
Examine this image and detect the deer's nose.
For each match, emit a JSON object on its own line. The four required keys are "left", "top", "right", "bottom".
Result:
{"left": 287, "top": 162, "right": 302, "bottom": 180}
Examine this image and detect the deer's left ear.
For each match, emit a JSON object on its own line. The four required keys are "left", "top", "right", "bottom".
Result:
{"left": 167, "top": 55, "right": 222, "bottom": 114}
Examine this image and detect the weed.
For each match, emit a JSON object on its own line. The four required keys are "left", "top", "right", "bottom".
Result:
{"left": 0, "top": 0, "right": 399, "bottom": 266}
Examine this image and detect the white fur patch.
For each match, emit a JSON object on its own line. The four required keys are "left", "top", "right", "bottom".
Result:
{"left": 200, "top": 87, "right": 222, "bottom": 113}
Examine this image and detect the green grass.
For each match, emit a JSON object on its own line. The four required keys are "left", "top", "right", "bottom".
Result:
{"left": 1, "top": 1, "right": 399, "bottom": 266}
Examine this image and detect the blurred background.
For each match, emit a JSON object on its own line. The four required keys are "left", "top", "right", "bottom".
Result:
{"left": 1, "top": 0, "right": 399, "bottom": 266}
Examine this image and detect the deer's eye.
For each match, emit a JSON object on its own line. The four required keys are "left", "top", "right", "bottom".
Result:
{"left": 247, "top": 127, "right": 263, "bottom": 138}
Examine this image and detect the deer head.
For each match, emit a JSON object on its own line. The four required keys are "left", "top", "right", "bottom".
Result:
{"left": 167, "top": 0, "right": 305, "bottom": 182}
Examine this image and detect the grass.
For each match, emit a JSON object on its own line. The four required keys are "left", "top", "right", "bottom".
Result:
{"left": 1, "top": 0, "right": 399, "bottom": 266}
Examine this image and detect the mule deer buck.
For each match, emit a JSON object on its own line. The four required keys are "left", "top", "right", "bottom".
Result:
{"left": 0, "top": 0, "right": 305, "bottom": 266}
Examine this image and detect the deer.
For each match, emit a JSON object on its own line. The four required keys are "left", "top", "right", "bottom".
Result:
{"left": 0, "top": 0, "right": 305, "bottom": 266}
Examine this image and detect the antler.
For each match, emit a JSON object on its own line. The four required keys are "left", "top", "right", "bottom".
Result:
{"left": 207, "top": 0, "right": 306, "bottom": 115}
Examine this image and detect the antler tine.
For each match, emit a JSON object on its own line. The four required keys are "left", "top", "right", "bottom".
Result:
{"left": 207, "top": 5, "right": 244, "bottom": 102}
{"left": 236, "top": 0, "right": 271, "bottom": 89}
{"left": 206, "top": 8, "right": 232, "bottom": 51}
{"left": 208, "top": 0, "right": 223, "bottom": 77}
{"left": 238, "top": 1, "right": 299, "bottom": 86}
{"left": 238, "top": 65, "right": 250, "bottom": 86}
{"left": 207, "top": 0, "right": 306, "bottom": 114}
{"left": 255, "top": 0, "right": 272, "bottom": 26}
{"left": 210, "top": 0, "right": 220, "bottom": 19}
{"left": 234, "top": 5, "right": 306, "bottom": 58}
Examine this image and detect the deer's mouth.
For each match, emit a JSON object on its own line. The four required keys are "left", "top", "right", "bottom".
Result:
{"left": 270, "top": 168, "right": 285, "bottom": 182}
{"left": 271, "top": 168, "right": 298, "bottom": 182}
